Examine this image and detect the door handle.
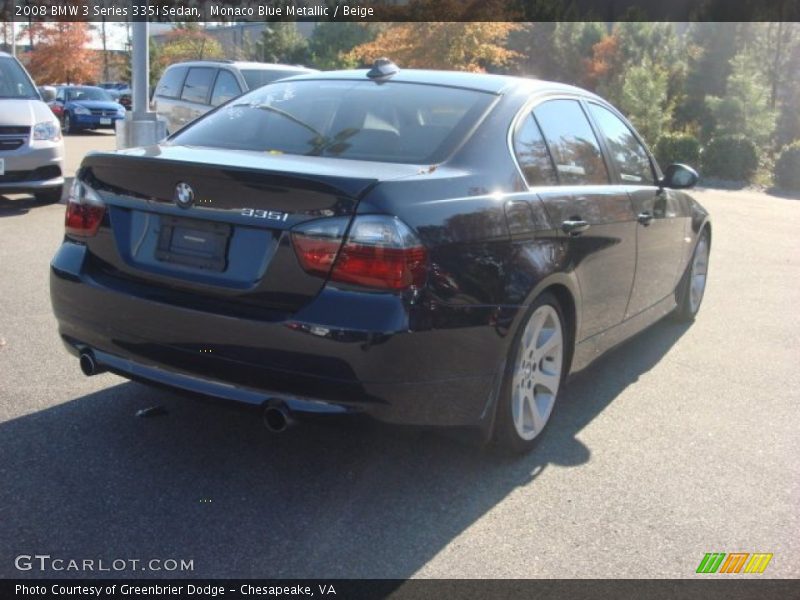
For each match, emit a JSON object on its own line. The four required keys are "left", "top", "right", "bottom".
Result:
{"left": 638, "top": 212, "right": 655, "bottom": 226}
{"left": 562, "top": 220, "right": 590, "bottom": 236}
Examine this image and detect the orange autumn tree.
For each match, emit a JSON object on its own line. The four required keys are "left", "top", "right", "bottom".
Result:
{"left": 24, "top": 22, "right": 98, "bottom": 85}
{"left": 348, "top": 22, "right": 522, "bottom": 73}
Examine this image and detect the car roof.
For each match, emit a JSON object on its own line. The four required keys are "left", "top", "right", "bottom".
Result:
{"left": 280, "top": 68, "right": 595, "bottom": 97}
{"left": 166, "top": 60, "right": 317, "bottom": 72}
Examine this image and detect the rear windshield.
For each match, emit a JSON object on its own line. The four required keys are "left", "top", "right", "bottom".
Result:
{"left": 170, "top": 80, "right": 495, "bottom": 164}
{"left": 240, "top": 69, "right": 311, "bottom": 90}
{"left": 66, "top": 87, "right": 113, "bottom": 102}
{"left": 0, "top": 56, "right": 38, "bottom": 99}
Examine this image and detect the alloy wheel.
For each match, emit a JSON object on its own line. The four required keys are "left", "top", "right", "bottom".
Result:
{"left": 689, "top": 234, "right": 709, "bottom": 313}
{"left": 511, "top": 304, "right": 564, "bottom": 441}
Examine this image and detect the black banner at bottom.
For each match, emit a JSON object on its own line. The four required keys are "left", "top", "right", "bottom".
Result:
{"left": 3, "top": 579, "right": 799, "bottom": 600}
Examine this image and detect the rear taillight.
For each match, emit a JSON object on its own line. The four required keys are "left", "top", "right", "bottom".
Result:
{"left": 291, "top": 215, "right": 428, "bottom": 291}
{"left": 65, "top": 178, "right": 105, "bottom": 237}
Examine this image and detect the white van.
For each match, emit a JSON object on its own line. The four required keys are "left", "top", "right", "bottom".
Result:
{"left": 152, "top": 60, "right": 317, "bottom": 135}
{"left": 0, "top": 51, "right": 65, "bottom": 203}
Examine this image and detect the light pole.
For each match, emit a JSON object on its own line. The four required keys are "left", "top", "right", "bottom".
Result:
{"left": 117, "top": 1, "right": 166, "bottom": 149}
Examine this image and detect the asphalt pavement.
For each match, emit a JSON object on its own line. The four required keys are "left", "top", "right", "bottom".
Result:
{"left": 0, "top": 132, "right": 798, "bottom": 579}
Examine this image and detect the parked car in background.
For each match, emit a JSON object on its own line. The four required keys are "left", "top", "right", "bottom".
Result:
{"left": 99, "top": 82, "right": 132, "bottom": 110}
{"left": 50, "top": 63, "right": 711, "bottom": 453}
{"left": 49, "top": 85, "right": 126, "bottom": 134}
{"left": 152, "top": 60, "right": 317, "bottom": 134}
{"left": 0, "top": 51, "right": 64, "bottom": 203}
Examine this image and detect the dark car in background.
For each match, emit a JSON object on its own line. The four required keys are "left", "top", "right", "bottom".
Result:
{"left": 152, "top": 60, "right": 317, "bottom": 134}
{"left": 99, "top": 82, "right": 132, "bottom": 110}
{"left": 50, "top": 64, "right": 710, "bottom": 453}
{"left": 49, "top": 86, "right": 126, "bottom": 134}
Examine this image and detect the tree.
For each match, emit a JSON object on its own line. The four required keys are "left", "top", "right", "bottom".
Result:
{"left": 348, "top": 23, "right": 521, "bottom": 73}
{"left": 705, "top": 49, "right": 777, "bottom": 148}
{"left": 551, "top": 21, "right": 605, "bottom": 85}
{"left": 674, "top": 23, "right": 739, "bottom": 135}
{"left": 23, "top": 23, "right": 97, "bottom": 84}
{"left": 308, "top": 22, "right": 381, "bottom": 70}
{"left": 255, "top": 22, "right": 308, "bottom": 64}
{"left": 151, "top": 24, "right": 224, "bottom": 87}
{"left": 619, "top": 60, "right": 670, "bottom": 145}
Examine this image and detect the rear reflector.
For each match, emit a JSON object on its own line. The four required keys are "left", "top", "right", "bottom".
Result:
{"left": 291, "top": 215, "right": 428, "bottom": 291}
{"left": 65, "top": 179, "right": 105, "bottom": 237}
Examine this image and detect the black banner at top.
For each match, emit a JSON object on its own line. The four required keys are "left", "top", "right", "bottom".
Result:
{"left": 1, "top": 0, "right": 799, "bottom": 22}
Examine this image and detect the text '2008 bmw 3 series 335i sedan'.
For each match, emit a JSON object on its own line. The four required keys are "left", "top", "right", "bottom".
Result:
{"left": 50, "top": 60, "right": 710, "bottom": 453}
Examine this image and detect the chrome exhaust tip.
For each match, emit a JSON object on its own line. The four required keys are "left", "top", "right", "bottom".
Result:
{"left": 79, "top": 351, "right": 106, "bottom": 377}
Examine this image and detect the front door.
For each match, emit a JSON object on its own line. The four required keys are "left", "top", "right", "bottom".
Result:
{"left": 585, "top": 102, "right": 685, "bottom": 317}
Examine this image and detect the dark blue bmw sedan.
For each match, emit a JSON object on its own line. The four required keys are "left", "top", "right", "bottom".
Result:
{"left": 50, "top": 85, "right": 126, "bottom": 134}
{"left": 49, "top": 62, "right": 710, "bottom": 453}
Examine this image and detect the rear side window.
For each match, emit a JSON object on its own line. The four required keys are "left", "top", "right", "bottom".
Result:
{"left": 533, "top": 99, "right": 609, "bottom": 185}
{"left": 588, "top": 103, "right": 655, "bottom": 185}
{"left": 180, "top": 68, "right": 215, "bottom": 105}
{"left": 171, "top": 80, "right": 495, "bottom": 165}
{"left": 155, "top": 66, "right": 187, "bottom": 99}
{"left": 240, "top": 69, "right": 309, "bottom": 91}
{"left": 513, "top": 113, "right": 558, "bottom": 186}
{"left": 210, "top": 70, "right": 242, "bottom": 106}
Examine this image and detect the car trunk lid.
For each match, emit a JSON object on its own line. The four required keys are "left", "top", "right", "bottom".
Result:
{"left": 79, "top": 145, "right": 420, "bottom": 314}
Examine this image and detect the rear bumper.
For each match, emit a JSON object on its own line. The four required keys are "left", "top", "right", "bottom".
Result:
{"left": 50, "top": 242, "right": 505, "bottom": 428}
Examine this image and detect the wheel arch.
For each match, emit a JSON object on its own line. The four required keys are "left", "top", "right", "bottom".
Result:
{"left": 513, "top": 272, "right": 581, "bottom": 376}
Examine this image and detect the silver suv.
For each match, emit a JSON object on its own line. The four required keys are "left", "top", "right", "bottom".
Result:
{"left": 0, "top": 51, "right": 65, "bottom": 203}
{"left": 152, "top": 60, "right": 317, "bottom": 134}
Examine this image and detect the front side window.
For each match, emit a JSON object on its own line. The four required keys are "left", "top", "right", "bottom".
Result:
{"left": 171, "top": 80, "right": 495, "bottom": 164}
{"left": 588, "top": 103, "right": 655, "bottom": 185}
{"left": 180, "top": 68, "right": 215, "bottom": 104}
{"left": 533, "top": 99, "right": 609, "bottom": 185}
{"left": 513, "top": 113, "right": 558, "bottom": 186}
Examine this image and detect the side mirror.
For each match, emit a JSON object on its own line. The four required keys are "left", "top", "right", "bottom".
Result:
{"left": 39, "top": 86, "right": 56, "bottom": 103}
{"left": 661, "top": 163, "right": 699, "bottom": 189}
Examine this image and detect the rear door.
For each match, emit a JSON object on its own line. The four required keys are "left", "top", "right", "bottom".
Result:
{"left": 585, "top": 102, "right": 685, "bottom": 317}
{"left": 178, "top": 67, "right": 216, "bottom": 127}
{"left": 532, "top": 98, "right": 637, "bottom": 341}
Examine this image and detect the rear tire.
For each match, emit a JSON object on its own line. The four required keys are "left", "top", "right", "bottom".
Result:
{"left": 673, "top": 228, "right": 710, "bottom": 323}
{"left": 493, "top": 292, "right": 568, "bottom": 454}
{"left": 35, "top": 187, "right": 63, "bottom": 204}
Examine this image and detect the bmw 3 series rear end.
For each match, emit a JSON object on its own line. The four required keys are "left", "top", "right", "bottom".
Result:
{"left": 49, "top": 66, "right": 509, "bottom": 440}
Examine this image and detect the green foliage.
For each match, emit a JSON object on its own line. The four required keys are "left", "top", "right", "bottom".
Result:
{"left": 619, "top": 60, "right": 670, "bottom": 146}
{"left": 308, "top": 23, "right": 380, "bottom": 70}
{"left": 701, "top": 135, "right": 759, "bottom": 181}
{"left": 704, "top": 50, "right": 777, "bottom": 148}
{"left": 150, "top": 26, "right": 224, "bottom": 89}
{"left": 255, "top": 22, "right": 308, "bottom": 65}
{"left": 551, "top": 22, "right": 605, "bottom": 84}
{"left": 673, "top": 23, "right": 738, "bottom": 135}
{"left": 773, "top": 142, "right": 800, "bottom": 190}
{"left": 655, "top": 133, "right": 701, "bottom": 168}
